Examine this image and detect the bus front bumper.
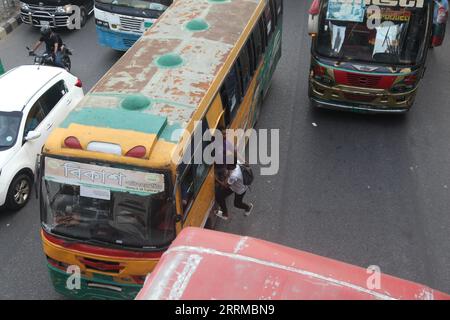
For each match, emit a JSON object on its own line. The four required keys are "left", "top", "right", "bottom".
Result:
{"left": 47, "top": 264, "right": 142, "bottom": 300}
{"left": 309, "top": 78, "right": 416, "bottom": 114}
{"left": 310, "top": 97, "right": 410, "bottom": 114}
{"left": 95, "top": 26, "right": 140, "bottom": 51}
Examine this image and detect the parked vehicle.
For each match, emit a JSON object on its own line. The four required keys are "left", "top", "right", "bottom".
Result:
{"left": 308, "top": 0, "right": 438, "bottom": 113}
{"left": 94, "top": 0, "right": 173, "bottom": 51}
{"left": 27, "top": 46, "right": 72, "bottom": 71}
{"left": 0, "top": 65, "right": 84, "bottom": 211}
{"left": 137, "top": 227, "right": 450, "bottom": 300}
{"left": 20, "top": 0, "right": 94, "bottom": 29}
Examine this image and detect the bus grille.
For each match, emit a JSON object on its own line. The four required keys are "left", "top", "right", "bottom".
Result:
{"left": 346, "top": 73, "right": 382, "bottom": 88}
{"left": 27, "top": 4, "right": 57, "bottom": 13}
{"left": 123, "top": 38, "right": 138, "bottom": 48}
{"left": 343, "top": 92, "right": 376, "bottom": 103}
{"left": 119, "top": 16, "right": 143, "bottom": 32}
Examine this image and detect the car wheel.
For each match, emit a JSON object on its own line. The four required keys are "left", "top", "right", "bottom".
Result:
{"left": 6, "top": 173, "right": 32, "bottom": 211}
{"left": 80, "top": 7, "right": 87, "bottom": 28}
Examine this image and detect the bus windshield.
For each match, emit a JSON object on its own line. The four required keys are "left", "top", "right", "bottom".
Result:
{"left": 315, "top": 0, "right": 430, "bottom": 65}
{"left": 41, "top": 159, "right": 175, "bottom": 249}
{"left": 96, "top": 0, "right": 172, "bottom": 11}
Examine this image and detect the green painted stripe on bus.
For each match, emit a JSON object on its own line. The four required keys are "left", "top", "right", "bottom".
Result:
{"left": 61, "top": 108, "right": 167, "bottom": 135}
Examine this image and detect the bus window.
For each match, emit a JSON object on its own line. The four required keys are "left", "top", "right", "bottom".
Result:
{"left": 275, "top": 0, "right": 283, "bottom": 18}
{"left": 193, "top": 162, "right": 209, "bottom": 195}
{"left": 180, "top": 167, "right": 194, "bottom": 215}
{"left": 237, "top": 45, "right": 252, "bottom": 96}
{"left": 270, "top": 0, "right": 278, "bottom": 26}
{"left": 220, "top": 65, "right": 242, "bottom": 124}
{"left": 264, "top": 3, "right": 274, "bottom": 38}
{"left": 252, "top": 23, "right": 264, "bottom": 64}
{"left": 259, "top": 18, "right": 267, "bottom": 51}
{"left": 246, "top": 39, "right": 256, "bottom": 75}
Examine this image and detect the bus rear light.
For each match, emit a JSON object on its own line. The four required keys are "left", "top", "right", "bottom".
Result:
{"left": 64, "top": 136, "right": 83, "bottom": 149}
{"left": 75, "top": 79, "right": 82, "bottom": 88}
{"left": 125, "top": 146, "right": 147, "bottom": 158}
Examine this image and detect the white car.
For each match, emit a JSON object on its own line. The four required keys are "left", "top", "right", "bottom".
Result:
{"left": 0, "top": 65, "right": 84, "bottom": 211}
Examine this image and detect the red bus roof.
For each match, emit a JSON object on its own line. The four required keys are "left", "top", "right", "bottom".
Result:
{"left": 136, "top": 227, "right": 450, "bottom": 300}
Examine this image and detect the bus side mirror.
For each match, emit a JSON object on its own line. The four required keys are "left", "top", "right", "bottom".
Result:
{"left": 308, "top": 14, "right": 319, "bottom": 37}
{"left": 308, "top": 0, "right": 320, "bottom": 37}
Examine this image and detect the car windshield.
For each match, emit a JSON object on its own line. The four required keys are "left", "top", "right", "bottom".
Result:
{"left": 41, "top": 159, "right": 175, "bottom": 249}
{"left": 96, "top": 0, "right": 172, "bottom": 10}
{"left": 0, "top": 111, "right": 22, "bottom": 150}
{"left": 315, "top": 0, "right": 430, "bottom": 65}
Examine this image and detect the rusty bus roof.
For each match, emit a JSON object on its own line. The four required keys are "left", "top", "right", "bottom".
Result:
{"left": 59, "top": 0, "right": 263, "bottom": 148}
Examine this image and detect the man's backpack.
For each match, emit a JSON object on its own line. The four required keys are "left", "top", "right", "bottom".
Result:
{"left": 239, "top": 163, "right": 254, "bottom": 186}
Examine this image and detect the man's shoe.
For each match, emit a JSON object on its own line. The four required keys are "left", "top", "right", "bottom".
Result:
{"left": 216, "top": 210, "right": 229, "bottom": 221}
{"left": 244, "top": 203, "right": 253, "bottom": 217}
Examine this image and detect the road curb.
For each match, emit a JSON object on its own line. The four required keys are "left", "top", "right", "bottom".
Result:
{"left": 0, "top": 13, "right": 22, "bottom": 41}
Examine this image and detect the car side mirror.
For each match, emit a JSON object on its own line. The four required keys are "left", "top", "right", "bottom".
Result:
{"left": 25, "top": 130, "right": 41, "bottom": 141}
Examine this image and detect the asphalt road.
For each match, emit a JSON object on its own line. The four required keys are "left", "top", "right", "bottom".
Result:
{"left": 0, "top": 1, "right": 449, "bottom": 299}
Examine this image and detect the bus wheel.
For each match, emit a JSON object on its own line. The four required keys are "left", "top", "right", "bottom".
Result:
{"left": 6, "top": 173, "right": 32, "bottom": 211}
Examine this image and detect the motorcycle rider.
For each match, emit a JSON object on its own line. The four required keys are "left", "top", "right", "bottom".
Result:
{"left": 30, "top": 26, "right": 65, "bottom": 69}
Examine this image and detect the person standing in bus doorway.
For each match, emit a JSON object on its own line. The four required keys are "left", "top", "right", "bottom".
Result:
{"left": 215, "top": 160, "right": 253, "bottom": 220}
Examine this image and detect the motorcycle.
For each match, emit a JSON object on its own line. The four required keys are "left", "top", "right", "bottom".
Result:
{"left": 26, "top": 46, "right": 72, "bottom": 71}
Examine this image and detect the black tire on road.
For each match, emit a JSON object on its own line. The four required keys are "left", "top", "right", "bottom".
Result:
{"left": 6, "top": 173, "right": 32, "bottom": 211}
{"left": 80, "top": 7, "right": 87, "bottom": 28}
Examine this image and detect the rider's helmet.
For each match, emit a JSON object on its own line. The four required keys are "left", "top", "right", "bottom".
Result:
{"left": 40, "top": 25, "right": 51, "bottom": 37}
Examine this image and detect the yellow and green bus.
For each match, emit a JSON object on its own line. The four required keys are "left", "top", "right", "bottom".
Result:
{"left": 39, "top": 0, "right": 283, "bottom": 299}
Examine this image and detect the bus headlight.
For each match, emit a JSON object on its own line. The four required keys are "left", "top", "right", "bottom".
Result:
{"left": 311, "top": 64, "right": 334, "bottom": 86}
{"left": 391, "top": 74, "right": 418, "bottom": 93}
{"left": 95, "top": 19, "right": 110, "bottom": 29}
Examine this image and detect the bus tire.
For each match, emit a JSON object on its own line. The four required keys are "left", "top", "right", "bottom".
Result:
{"left": 6, "top": 173, "right": 33, "bottom": 211}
